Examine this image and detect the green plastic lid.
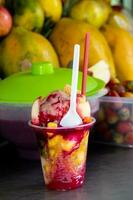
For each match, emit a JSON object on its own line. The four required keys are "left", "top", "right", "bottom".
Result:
{"left": 0, "top": 62, "right": 105, "bottom": 104}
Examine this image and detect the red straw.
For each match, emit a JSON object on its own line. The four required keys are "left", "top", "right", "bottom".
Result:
{"left": 81, "top": 32, "right": 90, "bottom": 95}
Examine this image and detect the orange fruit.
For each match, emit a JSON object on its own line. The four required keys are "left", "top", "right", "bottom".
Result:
{"left": 49, "top": 17, "right": 116, "bottom": 78}
{"left": 102, "top": 25, "right": 133, "bottom": 81}
{"left": 0, "top": 27, "right": 59, "bottom": 77}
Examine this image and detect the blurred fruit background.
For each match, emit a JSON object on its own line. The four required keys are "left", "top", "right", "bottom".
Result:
{"left": 0, "top": 0, "right": 133, "bottom": 97}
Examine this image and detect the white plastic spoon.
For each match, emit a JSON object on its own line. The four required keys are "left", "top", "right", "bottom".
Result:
{"left": 60, "top": 44, "right": 82, "bottom": 127}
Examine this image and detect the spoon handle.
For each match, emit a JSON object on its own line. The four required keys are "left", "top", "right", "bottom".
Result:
{"left": 70, "top": 44, "right": 80, "bottom": 110}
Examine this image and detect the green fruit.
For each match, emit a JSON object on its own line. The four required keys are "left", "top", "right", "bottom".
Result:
{"left": 0, "top": 27, "right": 59, "bottom": 77}
{"left": 113, "top": 133, "right": 124, "bottom": 144}
{"left": 118, "top": 107, "right": 130, "bottom": 121}
{"left": 70, "top": 0, "right": 111, "bottom": 28}
{"left": 13, "top": 0, "right": 45, "bottom": 32}
{"left": 49, "top": 17, "right": 116, "bottom": 78}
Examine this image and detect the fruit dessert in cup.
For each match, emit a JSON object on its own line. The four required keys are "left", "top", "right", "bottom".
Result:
{"left": 29, "top": 36, "right": 95, "bottom": 190}
{"left": 29, "top": 85, "right": 95, "bottom": 190}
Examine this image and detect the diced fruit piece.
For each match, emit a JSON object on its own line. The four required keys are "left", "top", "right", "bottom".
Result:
{"left": 64, "top": 84, "right": 81, "bottom": 96}
{"left": 47, "top": 122, "right": 58, "bottom": 137}
{"left": 124, "top": 131, "right": 133, "bottom": 145}
{"left": 113, "top": 83, "right": 126, "bottom": 96}
{"left": 83, "top": 117, "right": 93, "bottom": 124}
{"left": 31, "top": 97, "right": 42, "bottom": 125}
{"left": 123, "top": 80, "right": 133, "bottom": 92}
{"left": 123, "top": 92, "right": 133, "bottom": 98}
{"left": 118, "top": 107, "right": 130, "bottom": 121}
{"left": 107, "top": 78, "right": 120, "bottom": 89}
{"left": 107, "top": 82, "right": 126, "bottom": 96}
{"left": 108, "top": 90, "right": 120, "bottom": 97}
{"left": 113, "top": 133, "right": 124, "bottom": 144}
{"left": 64, "top": 84, "right": 71, "bottom": 96}
{"left": 48, "top": 135, "right": 62, "bottom": 148}
{"left": 106, "top": 108, "right": 118, "bottom": 124}
{"left": 75, "top": 151, "right": 85, "bottom": 166}
{"left": 88, "top": 60, "right": 111, "bottom": 84}
{"left": 77, "top": 95, "right": 91, "bottom": 119}
{"left": 111, "top": 100, "right": 123, "bottom": 110}
{"left": 116, "top": 121, "right": 133, "bottom": 134}
{"left": 97, "top": 107, "right": 105, "bottom": 121}
{"left": 61, "top": 139, "right": 76, "bottom": 152}
{"left": 47, "top": 122, "right": 58, "bottom": 128}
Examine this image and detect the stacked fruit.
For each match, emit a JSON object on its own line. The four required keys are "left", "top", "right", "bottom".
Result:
{"left": 92, "top": 78, "right": 133, "bottom": 146}
{"left": 0, "top": 0, "right": 133, "bottom": 85}
{"left": 107, "top": 79, "right": 133, "bottom": 97}
{"left": 92, "top": 78, "right": 133, "bottom": 147}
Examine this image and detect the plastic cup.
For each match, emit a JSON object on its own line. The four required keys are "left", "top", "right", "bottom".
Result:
{"left": 29, "top": 118, "right": 95, "bottom": 191}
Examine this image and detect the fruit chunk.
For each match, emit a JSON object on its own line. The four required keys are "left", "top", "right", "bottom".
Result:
{"left": 123, "top": 92, "right": 133, "bottom": 98}
{"left": 118, "top": 107, "right": 130, "bottom": 121}
{"left": 113, "top": 133, "right": 124, "bottom": 144}
{"left": 125, "top": 131, "right": 133, "bottom": 145}
{"left": 0, "top": 6, "right": 12, "bottom": 36}
{"left": 116, "top": 121, "right": 133, "bottom": 134}
{"left": 106, "top": 108, "right": 118, "bottom": 124}
{"left": 124, "top": 81, "right": 133, "bottom": 93}
{"left": 61, "top": 139, "right": 76, "bottom": 152}
{"left": 31, "top": 97, "right": 41, "bottom": 125}
{"left": 88, "top": 60, "right": 111, "bottom": 84}
{"left": 97, "top": 107, "right": 105, "bottom": 121}
{"left": 77, "top": 95, "right": 91, "bottom": 119}
{"left": 47, "top": 122, "right": 58, "bottom": 128}
{"left": 47, "top": 122, "right": 58, "bottom": 137}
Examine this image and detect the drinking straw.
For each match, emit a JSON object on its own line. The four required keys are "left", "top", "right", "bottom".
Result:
{"left": 81, "top": 32, "right": 90, "bottom": 95}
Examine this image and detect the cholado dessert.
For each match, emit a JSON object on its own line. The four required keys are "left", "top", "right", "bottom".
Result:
{"left": 31, "top": 85, "right": 91, "bottom": 126}
{"left": 30, "top": 85, "right": 95, "bottom": 190}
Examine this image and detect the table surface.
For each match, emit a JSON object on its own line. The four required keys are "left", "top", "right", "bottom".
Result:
{"left": 0, "top": 141, "right": 133, "bottom": 200}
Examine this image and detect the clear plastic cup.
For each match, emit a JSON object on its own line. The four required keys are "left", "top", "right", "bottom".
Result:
{"left": 29, "top": 118, "right": 95, "bottom": 191}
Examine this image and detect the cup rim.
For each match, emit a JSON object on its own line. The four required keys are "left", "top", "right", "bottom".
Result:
{"left": 28, "top": 117, "right": 96, "bottom": 132}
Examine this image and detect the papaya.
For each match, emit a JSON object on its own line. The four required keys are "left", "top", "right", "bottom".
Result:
{"left": 69, "top": 0, "right": 111, "bottom": 28}
{"left": 13, "top": 0, "right": 45, "bottom": 32}
{"left": 39, "top": 0, "right": 62, "bottom": 22}
{"left": 49, "top": 17, "right": 116, "bottom": 78}
{"left": 102, "top": 25, "right": 133, "bottom": 81}
{"left": 0, "top": 27, "right": 59, "bottom": 77}
{"left": 107, "top": 10, "right": 131, "bottom": 31}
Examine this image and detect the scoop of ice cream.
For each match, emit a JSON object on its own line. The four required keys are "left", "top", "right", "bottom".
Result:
{"left": 39, "top": 90, "right": 70, "bottom": 126}
{"left": 31, "top": 88, "right": 91, "bottom": 126}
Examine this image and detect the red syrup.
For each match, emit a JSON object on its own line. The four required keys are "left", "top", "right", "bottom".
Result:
{"left": 36, "top": 129, "right": 89, "bottom": 190}
{"left": 30, "top": 118, "right": 95, "bottom": 190}
{"left": 47, "top": 162, "right": 86, "bottom": 190}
